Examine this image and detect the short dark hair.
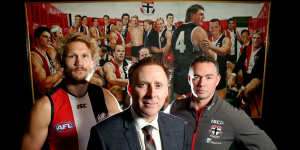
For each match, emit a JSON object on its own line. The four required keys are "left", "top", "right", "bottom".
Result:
{"left": 241, "top": 29, "right": 249, "bottom": 35}
{"left": 166, "top": 13, "right": 174, "bottom": 19}
{"left": 103, "top": 15, "right": 110, "bottom": 19}
{"left": 92, "top": 18, "right": 98, "bottom": 22}
{"left": 190, "top": 52, "right": 219, "bottom": 74}
{"left": 34, "top": 26, "right": 51, "bottom": 39}
{"left": 75, "top": 14, "right": 81, "bottom": 18}
{"left": 185, "top": 4, "right": 204, "bottom": 22}
{"left": 228, "top": 18, "right": 234, "bottom": 22}
{"left": 128, "top": 56, "right": 170, "bottom": 85}
{"left": 81, "top": 16, "right": 87, "bottom": 21}
{"left": 210, "top": 18, "right": 220, "bottom": 24}
{"left": 209, "top": 18, "right": 221, "bottom": 30}
{"left": 121, "top": 13, "right": 130, "bottom": 19}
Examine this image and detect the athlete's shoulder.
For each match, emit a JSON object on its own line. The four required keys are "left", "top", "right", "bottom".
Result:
{"left": 32, "top": 95, "right": 52, "bottom": 116}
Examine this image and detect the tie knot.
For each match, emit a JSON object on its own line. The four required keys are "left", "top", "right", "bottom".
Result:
{"left": 142, "top": 125, "right": 154, "bottom": 135}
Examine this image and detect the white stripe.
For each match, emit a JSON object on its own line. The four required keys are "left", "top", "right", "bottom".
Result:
{"left": 68, "top": 93, "right": 97, "bottom": 150}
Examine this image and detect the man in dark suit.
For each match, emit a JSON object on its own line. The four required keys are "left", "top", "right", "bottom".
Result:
{"left": 88, "top": 56, "right": 189, "bottom": 150}
{"left": 143, "top": 19, "right": 162, "bottom": 58}
{"left": 228, "top": 30, "right": 265, "bottom": 118}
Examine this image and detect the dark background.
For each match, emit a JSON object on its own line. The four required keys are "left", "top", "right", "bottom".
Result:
{"left": 9, "top": 0, "right": 286, "bottom": 149}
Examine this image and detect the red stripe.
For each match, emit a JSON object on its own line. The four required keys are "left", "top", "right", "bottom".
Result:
{"left": 33, "top": 49, "right": 51, "bottom": 76}
{"left": 107, "top": 60, "right": 121, "bottom": 89}
{"left": 191, "top": 105, "right": 206, "bottom": 150}
{"left": 48, "top": 88, "right": 79, "bottom": 150}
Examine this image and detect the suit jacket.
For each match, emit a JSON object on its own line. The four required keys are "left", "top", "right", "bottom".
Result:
{"left": 233, "top": 46, "right": 265, "bottom": 85}
{"left": 87, "top": 108, "right": 189, "bottom": 150}
{"left": 144, "top": 29, "right": 159, "bottom": 50}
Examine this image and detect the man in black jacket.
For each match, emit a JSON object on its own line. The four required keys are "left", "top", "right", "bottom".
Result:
{"left": 143, "top": 19, "right": 162, "bottom": 58}
{"left": 228, "top": 30, "right": 265, "bottom": 117}
{"left": 170, "top": 53, "right": 276, "bottom": 150}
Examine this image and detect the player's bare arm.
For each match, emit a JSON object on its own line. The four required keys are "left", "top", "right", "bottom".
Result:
{"left": 102, "top": 88, "right": 122, "bottom": 116}
{"left": 103, "top": 62, "right": 129, "bottom": 87}
{"left": 21, "top": 96, "right": 51, "bottom": 150}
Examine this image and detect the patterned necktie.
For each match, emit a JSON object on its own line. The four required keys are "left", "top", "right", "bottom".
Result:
{"left": 142, "top": 125, "right": 156, "bottom": 150}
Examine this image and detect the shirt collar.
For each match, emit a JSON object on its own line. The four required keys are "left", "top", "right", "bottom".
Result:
{"left": 130, "top": 107, "right": 159, "bottom": 131}
{"left": 189, "top": 92, "right": 218, "bottom": 111}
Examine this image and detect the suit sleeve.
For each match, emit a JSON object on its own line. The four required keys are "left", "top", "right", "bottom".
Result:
{"left": 153, "top": 31, "right": 160, "bottom": 48}
{"left": 232, "top": 110, "right": 277, "bottom": 150}
{"left": 87, "top": 126, "right": 107, "bottom": 150}
{"left": 250, "top": 49, "right": 265, "bottom": 79}
{"left": 150, "top": 31, "right": 159, "bottom": 48}
{"left": 232, "top": 47, "right": 247, "bottom": 74}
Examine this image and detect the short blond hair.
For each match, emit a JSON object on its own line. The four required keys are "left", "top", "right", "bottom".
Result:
{"left": 57, "top": 32, "right": 98, "bottom": 66}
{"left": 131, "top": 15, "right": 139, "bottom": 20}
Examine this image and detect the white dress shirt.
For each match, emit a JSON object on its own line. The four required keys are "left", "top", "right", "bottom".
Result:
{"left": 130, "top": 107, "right": 162, "bottom": 150}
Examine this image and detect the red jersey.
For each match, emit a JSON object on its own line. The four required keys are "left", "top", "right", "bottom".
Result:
{"left": 45, "top": 83, "right": 108, "bottom": 150}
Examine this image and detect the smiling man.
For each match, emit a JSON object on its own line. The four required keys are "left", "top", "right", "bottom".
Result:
{"left": 88, "top": 56, "right": 189, "bottom": 150}
{"left": 21, "top": 32, "right": 121, "bottom": 150}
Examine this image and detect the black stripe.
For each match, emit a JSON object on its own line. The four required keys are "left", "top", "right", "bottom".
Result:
{"left": 88, "top": 84, "right": 108, "bottom": 120}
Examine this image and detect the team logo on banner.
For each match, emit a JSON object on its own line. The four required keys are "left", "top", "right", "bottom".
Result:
{"left": 140, "top": 1, "right": 155, "bottom": 15}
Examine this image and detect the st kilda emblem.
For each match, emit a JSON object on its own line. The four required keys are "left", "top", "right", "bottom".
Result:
{"left": 140, "top": 1, "right": 155, "bottom": 15}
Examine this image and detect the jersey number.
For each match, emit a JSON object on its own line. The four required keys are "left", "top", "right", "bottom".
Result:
{"left": 175, "top": 31, "right": 186, "bottom": 53}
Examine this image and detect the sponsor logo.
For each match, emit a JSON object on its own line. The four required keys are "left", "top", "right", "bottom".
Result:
{"left": 54, "top": 121, "right": 74, "bottom": 133}
{"left": 77, "top": 103, "right": 87, "bottom": 109}
{"left": 211, "top": 119, "right": 224, "bottom": 125}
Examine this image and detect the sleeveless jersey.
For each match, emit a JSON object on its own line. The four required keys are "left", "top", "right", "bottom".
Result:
{"left": 159, "top": 29, "right": 167, "bottom": 49}
{"left": 101, "top": 24, "right": 112, "bottom": 46}
{"left": 32, "top": 48, "right": 56, "bottom": 99}
{"left": 32, "top": 48, "right": 56, "bottom": 76}
{"left": 171, "top": 23, "right": 202, "bottom": 94}
{"left": 45, "top": 83, "right": 108, "bottom": 150}
{"left": 121, "top": 24, "right": 129, "bottom": 42}
{"left": 80, "top": 25, "right": 89, "bottom": 36}
{"left": 211, "top": 34, "right": 227, "bottom": 89}
{"left": 106, "top": 60, "right": 129, "bottom": 89}
{"left": 116, "top": 31, "right": 125, "bottom": 45}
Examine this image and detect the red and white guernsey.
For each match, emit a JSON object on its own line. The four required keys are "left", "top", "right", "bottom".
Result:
{"left": 45, "top": 83, "right": 108, "bottom": 150}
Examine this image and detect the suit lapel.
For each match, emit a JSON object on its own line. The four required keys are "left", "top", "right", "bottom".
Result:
{"left": 122, "top": 108, "right": 141, "bottom": 150}
{"left": 158, "top": 112, "right": 173, "bottom": 150}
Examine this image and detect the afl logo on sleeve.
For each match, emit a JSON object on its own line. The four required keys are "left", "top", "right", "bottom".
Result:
{"left": 54, "top": 121, "right": 74, "bottom": 133}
